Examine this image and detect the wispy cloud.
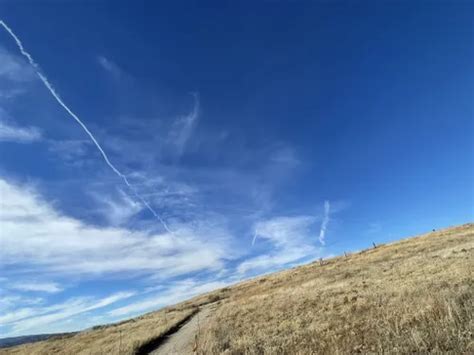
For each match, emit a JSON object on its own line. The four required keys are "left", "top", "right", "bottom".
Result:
{"left": 0, "top": 294, "right": 44, "bottom": 314}
{"left": 0, "top": 46, "right": 35, "bottom": 83}
{"left": 168, "top": 93, "right": 200, "bottom": 158}
{"left": 318, "top": 200, "right": 330, "bottom": 245}
{"left": 252, "top": 216, "right": 315, "bottom": 248}
{"left": 0, "top": 46, "right": 35, "bottom": 100}
{"left": 237, "top": 246, "right": 315, "bottom": 275}
{"left": 240, "top": 215, "right": 320, "bottom": 275}
{"left": 269, "top": 145, "right": 301, "bottom": 166}
{"left": 9, "top": 282, "right": 63, "bottom": 294}
{"left": 2, "top": 291, "right": 135, "bottom": 336}
{"left": 0, "top": 177, "right": 228, "bottom": 276}
{"left": 47, "top": 139, "right": 90, "bottom": 161}
{"left": 0, "top": 119, "right": 42, "bottom": 143}
{"left": 108, "top": 279, "right": 227, "bottom": 318}
{"left": 96, "top": 188, "right": 143, "bottom": 226}
{"left": 97, "top": 56, "right": 123, "bottom": 78}
{"left": 0, "top": 20, "right": 172, "bottom": 233}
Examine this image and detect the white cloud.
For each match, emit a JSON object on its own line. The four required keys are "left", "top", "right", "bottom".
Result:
{"left": 0, "top": 88, "right": 26, "bottom": 99}
{"left": 9, "top": 282, "right": 63, "bottom": 294}
{"left": 1, "top": 291, "right": 135, "bottom": 336}
{"left": 95, "top": 188, "right": 143, "bottom": 226}
{"left": 252, "top": 215, "right": 315, "bottom": 248}
{"left": 241, "top": 215, "right": 320, "bottom": 275}
{"left": 47, "top": 139, "right": 90, "bottom": 161}
{"left": 0, "top": 47, "right": 36, "bottom": 100}
{"left": 318, "top": 200, "right": 330, "bottom": 245}
{"left": 108, "top": 279, "right": 228, "bottom": 318}
{"left": 0, "top": 119, "right": 42, "bottom": 143}
{"left": 0, "top": 294, "right": 44, "bottom": 314}
{"left": 0, "top": 308, "right": 38, "bottom": 325}
{"left": 0, "top": 177, "right": 228, "bottom": 277}
{"left": 0, "top": 47, "right": 35, "bottom": 83}
{"left": 237, "top": 246, "right": 314, "bottom": 275}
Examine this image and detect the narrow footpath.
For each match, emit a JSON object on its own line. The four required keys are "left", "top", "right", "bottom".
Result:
{"left": 149, "top": 304, "right": 216, "bottom": 355}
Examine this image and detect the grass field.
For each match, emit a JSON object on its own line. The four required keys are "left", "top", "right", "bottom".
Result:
{"left": 0, "top": 294, "right": 219, "bottom": 355}
{"left": 199, "top": 223, "right": 473, "bottom": 354}
{"left": 2, "top": 223, "right": 473, "bottom": 354}
{"left": 1, "top": 305, "right": 195, "bottom": 355}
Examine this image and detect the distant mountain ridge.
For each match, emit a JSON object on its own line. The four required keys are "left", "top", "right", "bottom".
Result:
{"left": 0, "top": 333, "right": 75, "bottom": 349}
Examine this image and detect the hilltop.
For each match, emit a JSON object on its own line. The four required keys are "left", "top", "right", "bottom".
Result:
{"left": 2, "top": 223, "right": 473, "bottom": 354}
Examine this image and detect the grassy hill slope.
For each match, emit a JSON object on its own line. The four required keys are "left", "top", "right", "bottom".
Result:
{"left": 2, "top": 223, "right": 473, "bottom": 354}
{"left": 199, "top": 223, "right": 473, "bottom": 354}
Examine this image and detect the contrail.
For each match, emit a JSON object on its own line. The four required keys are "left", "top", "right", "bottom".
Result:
{"left": 251, "top": 228, "right": 259, "bottom": 246}
{"left": 0, "top": 20, "right": 172, "bottom": 233}
{"left": 318, "top": 200, "right": 330, "bottom": 245}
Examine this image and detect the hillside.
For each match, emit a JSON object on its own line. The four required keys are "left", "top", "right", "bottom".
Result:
{"left": 0, "top": 334, "right": 75, "bottom": 349}
{"left": 2, "top": 223, "right": 473, "bottom": 354}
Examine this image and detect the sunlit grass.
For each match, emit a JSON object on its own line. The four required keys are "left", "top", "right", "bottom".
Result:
{"left": 2, "top": 224, "right": 472, "bottom": 354}
{"left": 199, "top": 224, "right": 473, "bottom": 354}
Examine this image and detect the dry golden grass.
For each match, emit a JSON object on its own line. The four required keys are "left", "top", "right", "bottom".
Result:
{"left": 0, "top": 289, "right": 226, "bottom": 355}
{"left": 1, "top": 305, "right": 196, "bottom": 355}
{"left": 2, "top": 223, "right": 473, "bottom": 354}
{"left": 199, "top": 223, "right": 473, "bottom": 354}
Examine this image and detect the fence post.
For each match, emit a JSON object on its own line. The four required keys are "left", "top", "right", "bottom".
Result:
{"left": 119, "top": 329, "right": 122, "bottom": 355}
{"left": 372, "top": 242, "right": 377, "bottom": 249}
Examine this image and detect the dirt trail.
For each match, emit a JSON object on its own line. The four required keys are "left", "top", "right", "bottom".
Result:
{"left": 149, "top": 304, "right": 216, "bottom": 355}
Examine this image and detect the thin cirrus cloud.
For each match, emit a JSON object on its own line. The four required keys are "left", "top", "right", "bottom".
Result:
{"left": 241, "top": 216, "right": 321, "bottom": 275}
{"left": 1, "top": 291, "right": 135, "bottom": 336}
{"left": 96, "top": 188, "right": 144, "bottom": 226}
{"left": 167, "top": 93, "right": 200, "bottom": 159}
{"left": 47, "top": 139, "right": 91, "bottom": 161}
{"left": 1, "top": 280, "right": 227, "bottom": 337}
{"left": 0, "top": 119, "right": 42, "bottom": 143}
{"left": 108, "top": 279, "right": 229, "bottom": 318}
{"left": 97, "top": 55, "right": 124, "bottom": 79}
{"left": 9, "top": 282, "right": 63, "bottom": 294}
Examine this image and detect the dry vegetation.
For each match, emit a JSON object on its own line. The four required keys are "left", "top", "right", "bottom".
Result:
{"left": 0, "top": 293, "right": 224, "bottom": 355}
{"left": 1, "top": 305, "right": 195, "bottom": 355}
{"left": 2, "top": 224, "right": 473, "bottom": 354}
{"left": 199, "top": 223, "right": 474, "bottom": 354}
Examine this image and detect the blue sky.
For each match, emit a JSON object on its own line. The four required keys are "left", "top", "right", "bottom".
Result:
{"left": 0, "top": 0, "right": 473, "bottom": 337}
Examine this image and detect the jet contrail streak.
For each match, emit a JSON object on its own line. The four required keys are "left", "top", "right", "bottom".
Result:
{"left": 318, "top": 200, "right": 330, "bottom": 245}
{"left": 0, "top": 20, "right": 172, "bottom": 233}
{"left": 251, "top": 228, "right": 258, "bottom": 246}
